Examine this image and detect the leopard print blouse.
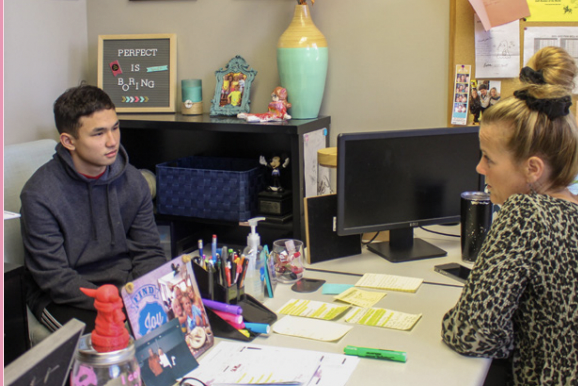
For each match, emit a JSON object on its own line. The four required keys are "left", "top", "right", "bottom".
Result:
{"left": 442, "top": 194, "right": 578, "bottom": 386}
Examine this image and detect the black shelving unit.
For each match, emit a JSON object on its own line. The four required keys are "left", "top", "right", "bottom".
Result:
{"left": 119, "top": 113, "right": 331, "bottom": 254}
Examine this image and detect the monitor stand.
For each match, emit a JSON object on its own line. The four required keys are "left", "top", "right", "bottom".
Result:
{"left": 367, "top": 228, "right": 447, "bottom": 263}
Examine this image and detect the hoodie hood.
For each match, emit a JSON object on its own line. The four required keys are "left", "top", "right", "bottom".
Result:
{"left": 54, "top": 142, "right": 129, "bottom": 184}
{"left": 54, "top": 142, "right": 130, "bottom": 247}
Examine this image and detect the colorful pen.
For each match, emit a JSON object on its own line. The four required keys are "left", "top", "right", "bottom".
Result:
{"left": 225, "top": 262, "right": 232, "bottom": 287}
{"left": 212, "top": 234, "right": 217, "bottom": 262}
{"left": 343, "top": 345, "right": 407, "bottom": 363}
{"left": 198, "top": 239, "right": 204, "bottom": 259}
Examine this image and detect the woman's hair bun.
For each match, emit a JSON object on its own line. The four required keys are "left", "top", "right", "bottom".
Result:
{"left": 524, "top": 46, "right": 577, "bottom": 92}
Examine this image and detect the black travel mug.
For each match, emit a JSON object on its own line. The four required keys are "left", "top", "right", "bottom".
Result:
{"left": 460, "top": 191, "right": 492, "bottom": 262}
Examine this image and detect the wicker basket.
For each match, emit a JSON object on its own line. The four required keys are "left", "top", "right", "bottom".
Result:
{"left": 156, "top": 156, "right": 264, "bottom": 221}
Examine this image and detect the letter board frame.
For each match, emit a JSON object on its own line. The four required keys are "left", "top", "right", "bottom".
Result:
{"left": 98, "top": 33, "right": 177, "bottom": 113}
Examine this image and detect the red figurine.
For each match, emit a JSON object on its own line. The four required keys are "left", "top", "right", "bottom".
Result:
{"left": 80, "top": 284, "right": 130, "bottom": 353}
{"left": 237, "top": 87, "right": 292, "bottom": 122}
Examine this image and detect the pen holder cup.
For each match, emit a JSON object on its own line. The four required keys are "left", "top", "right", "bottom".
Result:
{"left": 192, "top": 262, "right": 277, "bottom": 335}
{"left": 192, "top": 261, "right": 243, "bottom": 303}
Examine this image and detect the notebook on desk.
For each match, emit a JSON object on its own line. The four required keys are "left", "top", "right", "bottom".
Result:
{"left": 4, "top": 318, "right": 85, "bottom": 386}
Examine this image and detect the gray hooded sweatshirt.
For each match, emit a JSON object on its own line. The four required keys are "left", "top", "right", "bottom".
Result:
{"left": 21, "top": 143, "right": 166, "bottom": 319}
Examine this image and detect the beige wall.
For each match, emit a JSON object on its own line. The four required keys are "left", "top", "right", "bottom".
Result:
{"left": 85, "top": 0, "right": 450, "bottom": 145}
{"left": 4, "top": 0, "right": 88, "bottom": 145}
{"left": 4, "top": 0, "right": 450, "bottom": 147}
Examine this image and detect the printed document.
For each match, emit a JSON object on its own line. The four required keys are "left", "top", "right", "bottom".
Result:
{"left": 474, "top": 16, "right": 520, "bottom": 79}
{"left": 188, "top": 341, "right": 359, "bottom": 386}
{"left": 272, "top": 315, "right": 353, "bottom": 341}
{"left": 334, "top": 287, "right": 386, "bottom": 308}
{"left": 344, "top": 307, "right": 422, "bottom": 331}
{"left": 354, "top": 273, "right": 423, "bottom": 293}
{"left": 277, "top": 299, "right": 350, "bottom": 320}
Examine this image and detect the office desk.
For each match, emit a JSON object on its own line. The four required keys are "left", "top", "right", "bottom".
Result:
{"left": 213, "top": 225, "right": 490, "bottom": 386}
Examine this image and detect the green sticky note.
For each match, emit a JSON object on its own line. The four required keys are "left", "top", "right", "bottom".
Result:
{"left": 322, "top": 283, "right": 354, "bottom": 295}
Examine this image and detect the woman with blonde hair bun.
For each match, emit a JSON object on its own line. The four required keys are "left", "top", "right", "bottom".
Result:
{"left": 442, "top": 46, "right": 578, "bottom": 385}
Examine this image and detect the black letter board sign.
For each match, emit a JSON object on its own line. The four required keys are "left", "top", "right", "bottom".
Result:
{"left": 98, "top": 34, "right": 177, "bottom": 113}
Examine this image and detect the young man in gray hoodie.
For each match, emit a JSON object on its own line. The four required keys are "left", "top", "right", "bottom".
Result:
{"left": 21, "top": 85, "right": 167, "bottom": 332}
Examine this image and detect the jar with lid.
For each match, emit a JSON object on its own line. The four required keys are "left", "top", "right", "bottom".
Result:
{"left": 70, "top": 334, "right": 141, "bottom": 386}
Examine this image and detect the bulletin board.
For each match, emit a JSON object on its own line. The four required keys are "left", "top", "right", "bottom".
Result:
{"left": 98, "top": 34, "right": 177, "bottom": 113}
{"left": 448, "top": 0, "right": 578, "bottom": 126}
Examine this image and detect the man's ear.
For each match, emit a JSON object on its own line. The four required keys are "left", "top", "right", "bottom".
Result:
{"left": 60, "top": 133, "right": 76, "bottom": 151}
{"left": 525, "top": 156, "right": 545, "bottom": 184}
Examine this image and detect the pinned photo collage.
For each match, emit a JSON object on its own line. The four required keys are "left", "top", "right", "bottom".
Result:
{"left": 469, "top": 79, "right": 501, "bottom": 125}
{"left": 451, "top": 65, "right": 471, "bottom": 125}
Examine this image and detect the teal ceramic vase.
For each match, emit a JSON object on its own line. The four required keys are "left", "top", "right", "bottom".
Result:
{"left": 277, "top": 4, "right": 328, "bottom": 119}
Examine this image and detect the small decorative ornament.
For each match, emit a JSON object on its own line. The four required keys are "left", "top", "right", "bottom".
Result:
{"left": 70, "top": 284, "right": 141, "bottom": 386}
{"left": 80, "top": 284, "right": 130, "bottom": 352}
{"left": 237, "top": 87, "right": 292, "bottom": 122}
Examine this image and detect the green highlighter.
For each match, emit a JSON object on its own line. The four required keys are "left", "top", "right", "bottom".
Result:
{"left": 343, "top": 345, "right": 407, "bottom": 363}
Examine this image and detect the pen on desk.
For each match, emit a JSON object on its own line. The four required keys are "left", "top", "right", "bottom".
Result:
{"left": 343, "top": 345, "right": 407, "bottom": 363}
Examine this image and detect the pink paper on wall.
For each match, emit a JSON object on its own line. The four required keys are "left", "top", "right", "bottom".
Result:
{"left": 469, "top": 0, "right": 530, "bottom": 31}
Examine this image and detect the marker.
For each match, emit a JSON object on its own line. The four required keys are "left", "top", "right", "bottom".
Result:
{"left": 198, "top": 239, "right": 204, "bottom": 259}
{"left": 213, "top": 310, "right": 245, "bottom": 330}
{"left": 202, "top": 298, "right": 243, "bottom": 315}
{"left": 343, "top": 345, "right": 407, "bottom": 363}
{"left": 244, "top": 322, "right": 271, "bottom": 334}
{"left": 237, "top": 329, "right": 251, "bottom": 338}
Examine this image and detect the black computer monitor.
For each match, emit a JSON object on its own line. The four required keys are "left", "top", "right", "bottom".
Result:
{"left": 336, "top": 126, "right": 482, "bottom": 262}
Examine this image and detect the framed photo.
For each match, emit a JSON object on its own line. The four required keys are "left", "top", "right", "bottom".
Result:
{"left": 210, "top": 55, "right": 257, "bottom": 116}
{"left": 98, "top": 33, "right": 177, "bottom": 113}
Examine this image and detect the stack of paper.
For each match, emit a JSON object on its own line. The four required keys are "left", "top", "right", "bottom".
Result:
{"left": 277, "top": 299, "right": 350, "bottom": 320}
{"left": 344, "top": 307, "right": 422, "bottom": 331}
{"left": 354, "top": 273, "right": 423, "bottom": 293}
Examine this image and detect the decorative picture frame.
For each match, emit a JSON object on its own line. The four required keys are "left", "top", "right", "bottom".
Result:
{"left": 97, "top": 33, "right": 177, "bottom": 113}
{"left": 210, "top": 55, "right": 257, "bottom": 116}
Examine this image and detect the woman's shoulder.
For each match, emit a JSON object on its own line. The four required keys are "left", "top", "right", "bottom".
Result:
{"left": 500, "top": 193, "right": 578, "bottom": 224}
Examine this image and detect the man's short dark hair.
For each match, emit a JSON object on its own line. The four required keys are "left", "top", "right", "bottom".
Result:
{"left": 53, "top": 85, "right": 115, "bottom": 137}
{"left": 478, "top": 84, "right": 488, "bottom": 91}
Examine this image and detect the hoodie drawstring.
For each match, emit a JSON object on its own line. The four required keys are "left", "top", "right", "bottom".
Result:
{"left": 106, "top": 184, "right": 116, "bottom": 246}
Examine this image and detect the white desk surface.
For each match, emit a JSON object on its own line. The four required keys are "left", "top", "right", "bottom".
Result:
{"left": 214, "top": 225, "right": 490, "bottom": 386}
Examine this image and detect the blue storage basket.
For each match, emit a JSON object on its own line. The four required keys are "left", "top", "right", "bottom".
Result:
{"left": 156, "top": 156, "right": 265, "bottom": 221}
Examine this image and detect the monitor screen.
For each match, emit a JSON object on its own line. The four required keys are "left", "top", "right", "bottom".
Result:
{"left": 336, "top": 126, "right": 482, "bottom": 262}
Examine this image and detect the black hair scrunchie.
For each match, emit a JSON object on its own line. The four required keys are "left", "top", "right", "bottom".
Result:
{"left": 514, "top": 89, "right": 572, "bottom": 120}
{"left": 519, "top": 66, "right": 546, "bottom": 85}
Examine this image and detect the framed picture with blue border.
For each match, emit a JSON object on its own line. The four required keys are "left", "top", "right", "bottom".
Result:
{"left": 210, "top": 55, "right": 257, "bottom": 116}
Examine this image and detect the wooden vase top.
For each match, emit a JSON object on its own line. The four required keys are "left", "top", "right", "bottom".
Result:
{"left": 278, "top": 5, "right": 328, "bottom": 49}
